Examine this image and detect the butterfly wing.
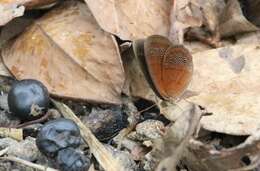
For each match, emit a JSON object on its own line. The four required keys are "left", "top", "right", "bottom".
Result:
{"left": 162, "top": 45, "right": 193, "bottom": 99}
{"left": 143, "top": 35, "right": 171, "bottom": 99}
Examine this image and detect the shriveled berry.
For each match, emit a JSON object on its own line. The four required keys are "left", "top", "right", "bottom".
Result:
{"left": 57, "top": 148, "right": 90, "bottom": 171}
{"left": 36, "top": 118, "right": 81, "bottom": 158}
{"left": 8, "top": 79, "right": 49, "bottom": 120}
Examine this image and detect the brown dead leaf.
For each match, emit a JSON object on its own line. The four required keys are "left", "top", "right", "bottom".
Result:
{"left": 187, "top": 44, "right": 260, "bottom": 135}
{"left": 2, "top": 1, "right": 125, "bottom": 104}
{"left": 236, "top": 31, "right": 260, "bottom": 44}
{"left": 0, "top": 15, "right": 34, "bottom": 47}
{"left": 21, "top": 0, "right": 57, "bottom": 9}
{"left": 84, "top": 0, "right": 171, "bottom": 40}
{"left": 219, "top": 0, "right": 259, "bottom": 37}
{"left": 184, "top": 131, "right": 260, "bottom": 171}
{"left": 0, "top": 1, "right": 25, "bottom": 26}
{"left": 0, "top": 0, "right": 57, "bottom": 26}
{"left": 0, "top": 0, "right": 57, "bottom": 8}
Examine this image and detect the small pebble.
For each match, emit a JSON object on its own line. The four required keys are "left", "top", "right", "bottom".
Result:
{"left": 136, "top": 120, "right": 165, "bottom": 139}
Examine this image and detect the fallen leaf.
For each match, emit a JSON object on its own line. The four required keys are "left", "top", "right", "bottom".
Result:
{"left": 184, "top": 131, "right": 260, "bottom": 171}
{"left": 0, "top": 2, "right": 25, "bottom": 26}
{"left": 84, "top": 0, "right": 171, "bottom": 40}
{"left": 219, "top": 0, "right": 259, "bottom": 37}
{"left": 236, "top": 31, "right": 260, "bottom": 44}
{"left": 20, "top": 0, "right": 57, "bottom": 9}
{"left": 2, "top": 1, "right": 125, "bottom": 104}
{"left": 0, "top": 0, "right": 57, "bottom": 26}
{"left": 0, "top": 15, "right": 35, "bottom": 47}
{"left": 187, "top": 44, "right": 260, "bottom": 135}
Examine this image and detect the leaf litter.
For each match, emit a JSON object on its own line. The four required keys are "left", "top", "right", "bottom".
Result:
{"left": 0, "top": 0, "right": 260, "bottom": 171}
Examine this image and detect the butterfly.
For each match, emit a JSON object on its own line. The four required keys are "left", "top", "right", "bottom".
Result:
{"left": 132, "top": 35, "right": 193, "bottom": 100}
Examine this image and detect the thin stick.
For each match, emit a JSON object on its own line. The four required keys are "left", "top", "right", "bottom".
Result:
{"left": 0, "top": 156, "right": 58, "bottom": 171}
{"left": 52, "top": 99, "right": 126, "bottom": 171}
{"left": 13, "top": 111, "right": 52, "bottom": 129}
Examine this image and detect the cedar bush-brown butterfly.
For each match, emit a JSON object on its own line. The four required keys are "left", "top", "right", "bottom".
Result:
{"left": 133, "top": 35, "right": 193, "bottom": 100}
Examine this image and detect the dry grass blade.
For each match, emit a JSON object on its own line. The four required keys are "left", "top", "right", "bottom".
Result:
{"left": 52, "top": 99, "right": 126, "bottom": 171}
{"left": 0, "top": 156, "right": 58, "bottom": 171}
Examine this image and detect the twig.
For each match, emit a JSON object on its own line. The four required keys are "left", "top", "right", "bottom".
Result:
{"left": 12, "top": 110, "right": 52, "bottom": 129}
{"left": 52, "top": 99, "right": 126, "bottom": 171}
{"left": 0, "top": 156, "right": 58, "bottom": 171}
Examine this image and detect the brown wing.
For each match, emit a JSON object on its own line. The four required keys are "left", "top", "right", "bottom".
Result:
{"left": 162, "top": 45, "right": 193, "bottom": 99}
{"left": 143, "top": 35, "right": 171, "bottom": 99}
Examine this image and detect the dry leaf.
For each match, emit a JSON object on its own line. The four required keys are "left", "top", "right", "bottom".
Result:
{"left": 0, "top": 2, "right": 25, "bottom": 26}
{"left": 84, "top": 0, "right": 171, "bottom": 40}
{"left": 236, "top": 31, "right": 260, "bottom": 44}
{"left": 187, "top": 44, "right": 260, "bottom": 135}
{"left": 0, "top": 15, "right": 35, "bottom": 47}
{"left": 0, "top": 0, "right": 57, "bottom": 26}
{"left": 219, "top": 0, "right": 259, "bottom": 37}
{"left": 184, "top": 131, "right": 260, "bottom": 171}
{"left": 20, "top": 0, "right": 57, "bottom": 9}
{"left": 2, "top": 1, "right": 125, "bottom": 104}
{"left": 0, "top": 0, "right": 57, "bottom": 8}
